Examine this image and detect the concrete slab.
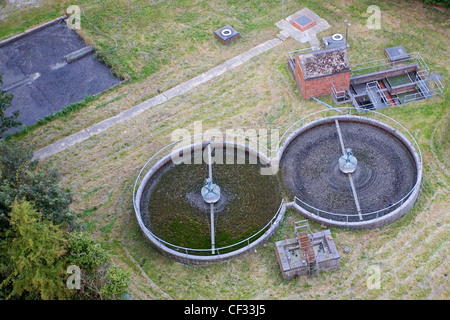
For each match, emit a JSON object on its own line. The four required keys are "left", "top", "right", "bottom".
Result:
{"left": 277, "top": 30, "right": 290, "bottom": 41}
{"left": 122, "top": 94, "right": 168, "bottom": 118}
{"left": 300, "top": 36, "right": 311, "bottom": 44}
{"left": 0, "top": 22, "right": 120, "bottom": 133}
{"left": 275, "top": 7, "right": 330, "bottom": 50}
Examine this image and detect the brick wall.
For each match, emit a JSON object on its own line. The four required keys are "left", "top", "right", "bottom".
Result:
{"left": 301, "top": 72, "right": 350, "bottom": 100}
{"left": 294, "top": 55, "right": 350, "bottom": 100}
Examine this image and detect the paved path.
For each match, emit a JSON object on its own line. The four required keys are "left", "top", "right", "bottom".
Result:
{"left": 33, "top": 8, "right": 330, "bottom": 160}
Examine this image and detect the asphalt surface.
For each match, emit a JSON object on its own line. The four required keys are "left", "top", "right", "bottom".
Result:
{"left": 0, "top": 21, "right": 120, "bottom": 132}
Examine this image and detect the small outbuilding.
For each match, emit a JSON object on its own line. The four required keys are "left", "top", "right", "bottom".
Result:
{"left": 275, "top": 221, "right": 340, "bottom": 280}
{"left": 290, "top": 47, "right": 351, "bottom": 100}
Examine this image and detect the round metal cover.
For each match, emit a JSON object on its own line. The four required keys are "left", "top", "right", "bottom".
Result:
{"left": 221, "top": 29, "right": 232, "bottom": 37}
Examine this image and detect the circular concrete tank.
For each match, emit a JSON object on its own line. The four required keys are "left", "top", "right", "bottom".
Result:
{"left": 279, "top": 114, "right": 422, "bottom": 229}
{"left": 133, "top": 139, "right": 284, "bottom": 264}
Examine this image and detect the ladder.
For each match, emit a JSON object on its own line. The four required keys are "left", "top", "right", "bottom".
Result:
{"left": 295, "top": 220, "right": 317, "bottom": 275}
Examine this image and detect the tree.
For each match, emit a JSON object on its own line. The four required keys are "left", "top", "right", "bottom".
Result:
{"left": 0, "top": 75, "right": 21, "bottom": 135}
{"left": 68, "top": 233, "right": 109, "bottom": 272}
{"left": 0, "top": 199, "right": 70, "bottom": 299}
{"left": 0, "top": 141, "right": 130, "bottom": 300}
{"left": 66, "top": 233, "right": 109, "bottom": 299}
{"left": 0, "top": 140, "right": 75, "bottom": 232}
{"left": 67, "top": 233, "right": 131, "bottom": 300}
{"left": 100, "top": 266, "right": 131, "bottom": 300}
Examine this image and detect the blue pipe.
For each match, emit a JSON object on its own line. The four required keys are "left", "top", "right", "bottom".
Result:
{"left": 312, "top": 97, "right": 343, "bottom": 113}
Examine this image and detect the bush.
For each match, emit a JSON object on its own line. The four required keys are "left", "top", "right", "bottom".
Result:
{"left": 100, "top": 266, "right": 131, "bottom": 300}
{"left": 422, "top": 0, "right": 450, "bottom": 8}
{"left": 0, "top": 140, "right": 75, "bottom": 232}
{"left": 67, "top": 233, "right": 131, "bottom": 300}
{"left": 0, "top": 75, "right": 21, "bottom": 135}
{"left": 0, "top": 200, "right": 70, "bottom": 299}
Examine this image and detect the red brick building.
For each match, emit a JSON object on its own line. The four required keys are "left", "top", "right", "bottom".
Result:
{"left": 291, "top": 48, "right": 351, "bottom": 100}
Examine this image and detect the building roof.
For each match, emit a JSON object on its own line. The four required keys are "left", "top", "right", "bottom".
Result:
{"left": 296, "top": 47, "right": 351, "bottom": 80}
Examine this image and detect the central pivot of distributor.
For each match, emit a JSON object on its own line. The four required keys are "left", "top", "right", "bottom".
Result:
{"left": 201, "top": 177, "right": 221, "bottom": 203}
{"left": 339, "top": 148, "right": 357, "bottom": 173}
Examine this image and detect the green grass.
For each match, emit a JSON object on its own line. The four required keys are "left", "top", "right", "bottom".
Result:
{"left": 1, "top": 0, "right": 449, "bottom": 300}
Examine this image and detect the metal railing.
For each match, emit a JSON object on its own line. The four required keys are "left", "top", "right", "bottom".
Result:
{"left": 340, "top": 51, "right": 443, "bottom": 109}
{"left": 294, "top": 219, "right": 312, "bottom": 236}
{"left": 351, "top": 52, "right": 429, "bottom": 76}
{"left": 133, "top": 132, "right": 284, "bottom": 257}
{"left": 294, "top": 193, "right": 409, "bottom": 223}
{"left": 134, "top": 108, "right": 423, "bottom": 250}
{"left": 277, "top": 108, "right": 343, "bottom": 152}
{"left": 280, "top": 107, "right": 423, "bottom": 224}
{"left": 396, "top": 70, "right": 444, "bottom": 105}
{"left": 288, "top": 47, "right": 314, "bottom": 61}
{"left": 331, "top": 83, "right": 351, "bottom": 104}
{"left": 135, "top": 196, "right": 284, "bottom": 257}
{"left": 366, "top": 81, "right": 390, "bottom": 109}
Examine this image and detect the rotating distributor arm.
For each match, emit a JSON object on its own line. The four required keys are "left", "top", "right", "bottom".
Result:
{"left": 201, "top": 143, "right": 221, "bottom": 204}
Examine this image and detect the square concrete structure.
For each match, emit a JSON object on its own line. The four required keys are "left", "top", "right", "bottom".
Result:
{"left": 277, "top": 8, "right": 330, "bottom": 49}
{"left": 214, "top": 25, "right": 240, "bottom": 44}
{"left": 384, "top": 46, "right": 409, "bottom": 62}
{"left": 275, "top": 230, "right": 340, "bottom": 280}
{"left": 292, "top": 47, "right": 351, "bottom": 100}
{"left": 322, "top": 34, "right": 347, "bottom": 49}
{"left": 290, "top": 14, "right": 316, "bottom": 32}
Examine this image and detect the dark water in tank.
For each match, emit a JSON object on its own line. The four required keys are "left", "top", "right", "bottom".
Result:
{"left": 142, "top": 147, "right": 282, "bottom": 250}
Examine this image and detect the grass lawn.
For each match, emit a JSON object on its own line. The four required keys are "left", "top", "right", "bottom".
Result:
{"left": 1, "top": 0, "right": 449, "bottom": 300}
